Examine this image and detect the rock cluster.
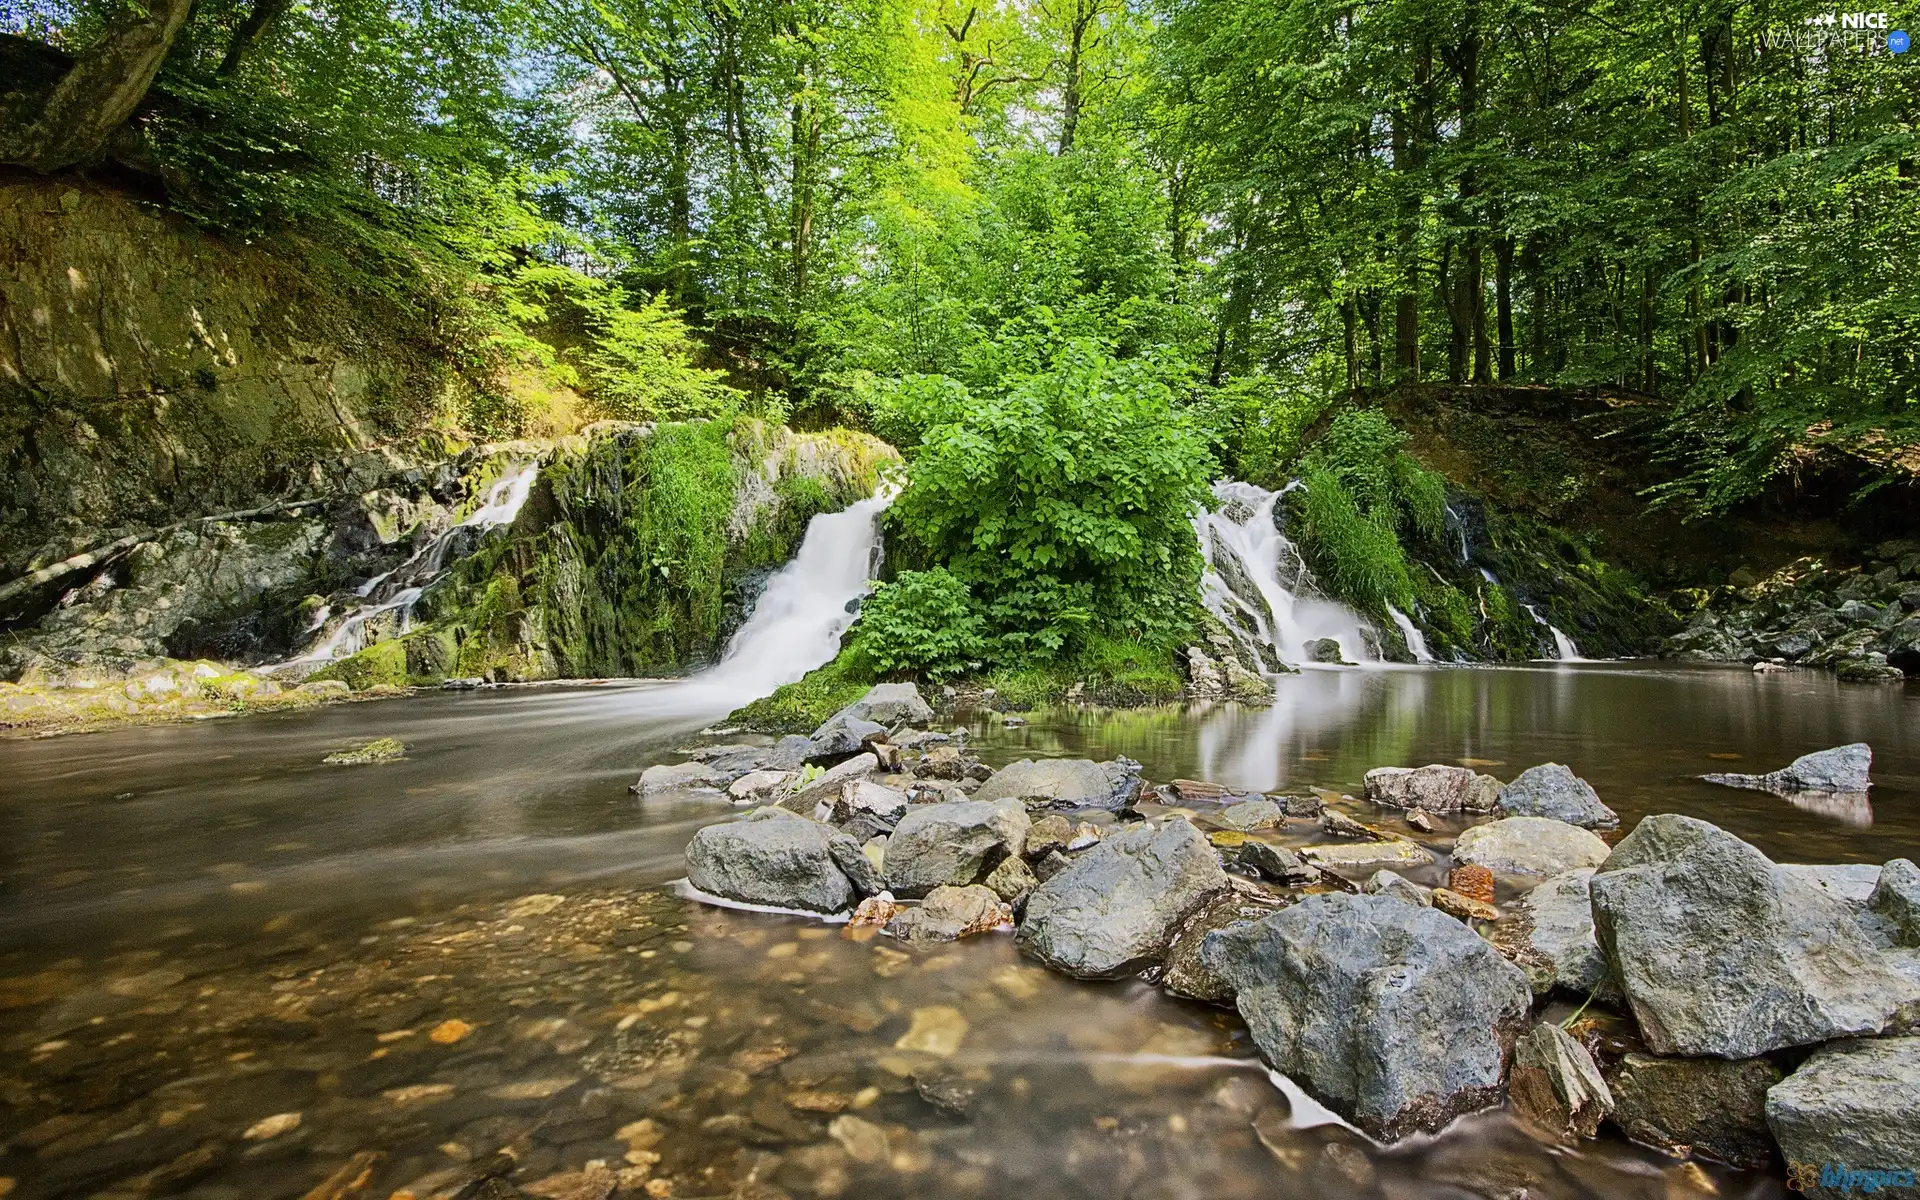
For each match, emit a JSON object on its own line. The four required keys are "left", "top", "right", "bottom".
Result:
{"left": 676, "top": 720, "right": 1917, "bottom": 1172}
{"left": 1663, "top": 545, "right": 1920, "bottom": 679}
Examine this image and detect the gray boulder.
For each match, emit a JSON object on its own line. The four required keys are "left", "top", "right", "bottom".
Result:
{"left": 972, "top": 758, "right": 1142, "bottom": 812}
{"left": 1492, "top": 868, "right": 1616, "bottom": 1002}
{"left": 1766, "top": 1038, "right": 1920, "bottom": 1196}
{"left": 1702, "top": 742, "right": 1872, "bottom": 794}
{"left": 765, "top": 734, "right": 817, "bottom": 772}
{"left": 1590, "top": 814, "right": 1920, "bottom": 1057}
{"left": 1508, "top": 1022, "right": 1612, "bottom": 1142}
{"left": 778, "top": 752, "right": 877, "bottom": 814}
{"left": 1162, "top": 890, "right": 1289, "bottom": 1004}
{"left": 1453, "top": 816, "right": 1611, "bottom": 876}
{"left": 1869, "top": 858, "right": 1920, "bottom": 946}
{"left": 1364, "top": 765, "right": 1500, "bottom": 814}
{"left": 883, "top": 798, "right": 1029, "bottom": 899}
{"left": 808, "top": 713, "right": 886, "bottom": 758}
{"left": 1606, "top": 1053, "right": 1782, "bottom": 1168}
{"left": 1780, "top": 863, "right": 1884, "bottom": 907}
{"left": 1363, "top": 869, "right": 1431, "bottom": 906}
{"left": 884, "top": 885, "right": 1007, "bottom": 945}
{"left": 983, "top": 854, "right": 1038, "bottom": 905}
{"left": 1201, "top": 893, "right": 1532, "bottom": 1139}
{"left": 1219, "top": 798, "right": 1284, "bottom": 831}
{"left": 632, "top": 761, "right": 726, "bottom": 795}
{"left": 834, "top": 682, "right": 935, "bottom": 727}
{"left": 685, "top": 808, "right": 868, "bottom": 913}
{"left": 832, "top": 780, "right": 908, "bottom": 827}
{"left": 1239, "top": 840, "right": 1314, "bottom": 884}
{"left": 1497, "top": 764, "right": 1618, "bottom": 828}
{"left": 1017, "top": 818, "right": 1229, "bottom": 979}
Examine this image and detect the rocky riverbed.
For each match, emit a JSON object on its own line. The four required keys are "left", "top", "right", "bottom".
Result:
{"left": 666, "top": 684, "right": 1920, "bottom": 1195}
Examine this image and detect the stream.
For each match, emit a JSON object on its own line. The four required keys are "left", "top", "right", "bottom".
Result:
{"left": 3, "top": 664, "right": 1916, "bottom": 1199}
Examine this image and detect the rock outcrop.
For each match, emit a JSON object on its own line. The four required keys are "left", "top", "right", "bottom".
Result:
{"left": 971, "top": 758, "right": 1143, "bottom": 812}
{"left": 1363, "top": 765, "right": 1500, "bottom": 814}
{"left": 1496, "top": 763, "right": 1617, "bottom": 828}
{"left": 1702, "top": 743, "right": 1872, "bottom": 795}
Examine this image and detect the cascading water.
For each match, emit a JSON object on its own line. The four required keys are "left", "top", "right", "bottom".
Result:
{"left": 289, "top": 462, "right": 540, "bottom": 664}
{"left": 1193, "top": 481, "right": 1377, "bottom": 670}
{"left": 1385, "top": 604, "right": 1435, "bottom": 663}
{"left": 1522, "top": 603, "right": 1584, "bottom": 661}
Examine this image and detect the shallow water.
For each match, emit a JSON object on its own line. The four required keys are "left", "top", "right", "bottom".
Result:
{"left": 2, "top": 663, "right": 1914, "bottom": 1199}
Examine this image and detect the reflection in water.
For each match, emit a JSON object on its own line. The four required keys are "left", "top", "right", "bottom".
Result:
{"left": 1782, "top": 791, "right": 1874, "bottom": 826}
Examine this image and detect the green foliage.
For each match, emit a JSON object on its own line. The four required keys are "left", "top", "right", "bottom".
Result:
{"left": 1294, "top": 468, "right": 1413, "bottom": 615}
{"left": 727, "top": 651, "right": 877, "bottom": 733}
{"left": 890, "top": 339, "right": 1215, "bottom": 661}
{"left": 1290, "top": 410, "right": 1454, "bottom": 615}
{"left": 846, "top": 569, "right": 987, "bottom": 681}
{"left": 1187, "top": 375, "right": 1325, "bottom": 487}
{"left": 636, "top": 421, "right": 738, "bottom": 645}
{"left": 578, "top": 293, "right": 741, "bottom": 422}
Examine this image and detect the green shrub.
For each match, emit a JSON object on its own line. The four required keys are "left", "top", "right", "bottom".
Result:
{"left": 1188, "top": 374, "right": 1326, "bottom": 486}
{"left": 848, "top": 569, "right": 987, "bottom": 681}
{"left": 727, "top": 651, "right": 877, "bottom": 732}
{"left": 1295, "top": 468, "right": 1414, "bottom": 613}
{"left": 581, "top": 293, "right": 741, "bottom": 421}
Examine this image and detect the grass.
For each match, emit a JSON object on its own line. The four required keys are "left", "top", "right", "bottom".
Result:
{"left": 728, "top": 650, "right": 877, "bottom": 732}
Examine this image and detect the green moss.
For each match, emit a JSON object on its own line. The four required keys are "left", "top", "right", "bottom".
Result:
{"left": 308, "top": 638, "right": 411, "bottom": 690}
{"left": 728, "top": 650, "right": 877, "bottom": 732}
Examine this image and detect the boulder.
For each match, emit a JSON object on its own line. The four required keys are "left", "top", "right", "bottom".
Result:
{"left": 971, "top": 758, "right": 1142, "bottom": 812}
{"left": 1239, "top": 840, "right": 1314, "bottom": 884}
{"left": 1364, "top": 765, "right": 1500, "bottom": 814}
{"left": 1162, "top": 891, "right": 1288, "bottom": 1004}
{"left": 777, "top": 753, "right": 877, "bottom": 814}
{"left": 1218, "top": 798, "right": 1284, "bottom": 831}
{"left": 1304, "top": 637, "right": 1349, "bottom": 664}
{"left": 1363, "top": 869, "right": 1430, "bottom": 906}
{"left": 883, "top": 799, "right": 1029, "bottom": 899}
{"left": 1201, "top": 893, "right": 1533, "bottom": 1140}
{"left": 632, "top": 762, "right": 726, "bottom": 795}
{"left": 884, "top": 885, "right": 1009, "bottom": 945}
{"left": 1509, "top": 1023, "right": 1613, "bottom": 1142}
{"left": 1016, "top": 818, "right": 1230, "bottom": 979}
{"left": 1024, "top": 814, "right": 1072, "bottom": 858}
{"left": 893, "top": 729, "right": 951, "bottom": 750}
{"left": 1766, "top": 1038, "right": 1920, "bottom": 1197}
{"left": 1702, "top": 742, "right": 1872, "bottom": 794}
{"left": 1452, "top": 817, "right": 1610, "bottom": 877}
{"left": 1283, "top": 793, "right": 1324, "bottom": 818}
{"left": 1300, "top": 840, "right": 1435, "bottom": 870}
{"left": 1491, "top": 868, "right": 1616, "bottom": 1002}
{"left": 685, "top": 808, "right": 868, "bottom": 913}
{"left": 808, "top": 713, "right": 886, "bottom": 759}
{"left": 983, "top": 855, "right": 1038, "bottom": 905}
{"left": 765, "top": 735, "right": 818, "bottom": 772}
{"left": 1780, "top": 863, "right": 1884, "bottom": 907}
{"left": 1869, "top": 858, "right": 1920, "bottom": 946}
{"left": 727, "top": 769, "right": 793, "bottom": 805}
{"left": 1432, "top": 888, "right": 1499, "bottom": 922}
{"left": 1605, "top": 1052, "right": 1781, "bottom": 1168}
{"left": 1496, "top": 764, "right": 1618, "bottom": 828}
{"left": 1590, "top": 815, "right": 1920, "bottom": 1058}
{"left": 824, "top": 682, "right": 934, "bottom": 728}
{"left": 832, "top": 780, "right": 908, "bottom": 827}
{"left": 912, "top": 745, "right": 968, "bottom": 780}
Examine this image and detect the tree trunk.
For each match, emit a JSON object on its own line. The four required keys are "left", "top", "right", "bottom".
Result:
{"left": 1494, "top": 234, "right": 1515, "bottom": 381}
{"left": 216, "top": 0, "right": 294, "bottom": 77}
{"left": 7, "top": 0, "right": 194, "bottom": 172}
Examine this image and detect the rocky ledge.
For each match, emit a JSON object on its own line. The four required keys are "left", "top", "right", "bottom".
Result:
{"left": 665, "top": 700, "right": 1919, "bottom": 1177}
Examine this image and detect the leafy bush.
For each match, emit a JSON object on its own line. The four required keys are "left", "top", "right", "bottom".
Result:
{"left": 848, "top": 569, "right": 987, "bottom": 680}
{"left": 1296, "top": 468, "right": 1414, "bottom": 613}
{"left": 890, "top": 339, "right": 1215, "bottom": 661}
{"left": 1189, "top": 374, "right": 1327, "bottom": 487}
{"left": 581, "top": 293, "right": 740, "bottom": 421}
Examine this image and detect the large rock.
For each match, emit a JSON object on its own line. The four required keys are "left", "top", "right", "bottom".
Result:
{"left": 883, "top": 799, "right": 1029, "bottom": 899}
{"left": 1453, "top": 817, "right": 1611, "bottom": 877}
{"left": 1200, "top": 893, "right": 1533, "bottom": 1139}
{"left": 971, "top": 758, "right": 1142, "bottom": 812}
{"left": 1869, "top": 858, "right": 1920, "bottom": 946}
{"left": 1017, "top": 818, "right": 1230, "bottom": 979}
{"left": 830, "top": 780, "right": 908, "bottom": 827}
{"left": 884, "top": 885, "right": 1008, "bottom": 945}
{"left": 807, "top": 713, "right": 886, "bottom": 758}
{"left": 1606, "top": 1052, "right": 1781, "bottom": 1168}
{"left": 1161, "top": 890, "right": 1290, "bottom": 1004}
{"left": 1508, "top": 1023, "right": 1612, "bottom": 1142}
{"left": 819, "top": 683, "right": 934, "bottom": 730}
{"left": 1766, "top": 1038, "right": 1920, "bottom": 1198}
{"left": 1590, "top": 814, "right": 1920, "bottom": 1058}
{"left": 777, "top": 753, "right": 877, "bottom": 814}
{"left": 685, "top": 808, "right": 870, "bottom": 913}
{"left": 1496, "top": 764, "right": 1618, "bottom": 828}
{"left": 1491, "top": 868, "right": 1616, "bottom": 1002}
{"left": 1702, "top": 742, "right": 1872, "bottom": 794}
{"left": 632, "top": 761, "right": 726, "bottom": 795}
{"left": 1218, "top": 798, "right": 1284, "bottom": 831}
{"left": 1364, "top": 765, "right": 1500, "bottom": 814}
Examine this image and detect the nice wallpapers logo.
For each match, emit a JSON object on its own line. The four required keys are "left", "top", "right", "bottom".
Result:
{"left": 1762, "top": 12, "right": 1912, "bottom": 52}
{"left": 1786, "top": 1161, "right": 1919, "bottom": 1194}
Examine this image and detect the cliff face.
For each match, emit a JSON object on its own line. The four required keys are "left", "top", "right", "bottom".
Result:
{"left": 0, "top": 174, "right": 447, "bottom": 576}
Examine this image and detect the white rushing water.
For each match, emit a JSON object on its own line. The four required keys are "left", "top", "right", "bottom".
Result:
{"left": 1385, "top": 603, "right": 1434, "bottom": 663}
{"left": 1193, "top": 481, "right": 1377, "bottom": 669}
{"left": 1522, "top": 603, "right": 1584, "bottom": 661}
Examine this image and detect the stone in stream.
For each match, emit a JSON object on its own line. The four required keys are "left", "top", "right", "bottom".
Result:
{"left": 823, "top": 682, "right": 935, "bottom": 728}
{"left": 1300, "top": 840, "right": 1436, "bottom": 870}
{"left": 1362, "top": 869, "right": 1430, "bottom": 906}
{"left": 1239, "top": 841, "right": 1314, "bottom": 884}
{"left": 1218, "top": 798, "right": 1284, "bottom": 831}
{"left": 1452, "top": 816, "right": 1611, "bottom": 877}
{"left": 1304, "top": 637, "right": 1350, "bottom": 664}
{"left": 1023, "top": 814, "right": 1072, "bottom": 858}
{"left": 1765, "top": 1037, "right": 1920, "bottom": 1195}
{"left": 971, "top": 758, "right": 1143, "bottom": 812}
{"left": 631, "top": 761, "right": 726, "bottom": 795}
{"left": 1201, "top": 892, "right": 1533, "bottom": 1140}
{"left": 685, "top": 808, "right": 872, "bottom": 913}
{"left": 1448, "top": 864, "right": 1496, "bottom": 904}
{"left": 1016, "top": 818, "right": 1230, "bottom": 979}
{"left": 882, "top": 798, "right": 1029, "bottom": 898}
{"left": 1508, "top": 1022, "right": 1613, "bottom": 1142}
{"left": 983, "top": 855, "right": 1038, "bottom": 906}
{"left": 777, "top": 753, "right": 877, "bottom": 814}
{"left": 807, "top": 713, "right": 887, "bottom": 759}
{"left": 829, "top": 780, "right": 909, "bottom": 827}
{"left": 1364, "top": 764, "right": 1501, "bottom": 814}
{"left": 1319, "top": 810, "right": 1372, "bottom": 838}
{"left": 1589, "top": 814, "right": 1920, "bottom": 1058}
{"left": 1486, "top": 868, "right": 1618, "bottom": 1003}
{"left": 884, "top": 885, "right": 1011, "bottom": 945}
{"left": 764, "top": 734, "right": 819, "bottom": 771}
{"left": 727, "top": 770, "right": 793, "bottom": 805}
{"left": 1431, "top": 888, "right": 1499, "bottom": 922}
{"left": 1496, "top": 763, "right": 1618, "bottom": 828}
{"left": 1605, "top": 1052, "right": 1782, "bottom": 1168}
{"left": 1162, "top": 891, "right": 1290, "bottom": 1004}
{"left": 1701, "top": 742, "right": 1872, "bottom": 794}
{"left": 1869, "top": 858, "right": 1920, "bottom": 946}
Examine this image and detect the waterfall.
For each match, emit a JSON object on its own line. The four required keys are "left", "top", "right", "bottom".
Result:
{"left": 1386, "top": 604, "right": 1434, "bottom": 663}
{"left": 1444, "top": 503, "right": 1471, "bottom": 564}
{"left": 1522, "top": 604, "right": 1585, "bottom": 661}
{"left": 1193, "top": 481, "right": 1377, "bottom": 669}
{"left": 288, "top": 461, "right": 540, "bottom": 663}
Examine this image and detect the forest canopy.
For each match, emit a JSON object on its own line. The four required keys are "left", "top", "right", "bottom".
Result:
{"left": 3, "top": 0, "right": 1917, "bottom": 518}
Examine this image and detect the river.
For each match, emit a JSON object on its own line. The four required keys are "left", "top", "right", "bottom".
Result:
{"left": 3, "top": 663, "right": 1914, "bottom": 1199}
